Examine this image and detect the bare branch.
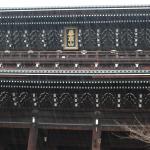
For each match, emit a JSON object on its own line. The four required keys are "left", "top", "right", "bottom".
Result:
{"left": 114, "top": 117, "right": 150, "bottom": 144}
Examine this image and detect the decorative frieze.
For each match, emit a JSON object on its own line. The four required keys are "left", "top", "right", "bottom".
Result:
{"left": 0, "top": 90, "right": 148, "bottom": 110}
{"left": 0, "top": 27, "right": 149, "bottom": 50}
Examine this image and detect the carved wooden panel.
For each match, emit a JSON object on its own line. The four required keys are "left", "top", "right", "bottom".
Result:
{"left": 0, "top": 31, "right": 7, "bottom": 50}
{"left": 0, "top": 89, "right": 148, "bottom": 111}
{"left": 46, "top": 30, "right": 62, "bottom": 50}
{"left": 0, "top": 27, "right": 148, "bottom": 51}
{"left": 82, "top": 28, "right": 97, "bottom": 50}
{"left": 119, "top": 28, "right": 135, "bottom": 50}
{"left": 12, "top": 30, "right": 25, "bottom": 50}
{"left": 100, "top": 28, "right": 116, "bottom": 50}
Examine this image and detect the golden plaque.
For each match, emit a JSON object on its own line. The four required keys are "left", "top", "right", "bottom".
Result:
{"left": 64, "top": 27, "right": 78, "bottom": 50}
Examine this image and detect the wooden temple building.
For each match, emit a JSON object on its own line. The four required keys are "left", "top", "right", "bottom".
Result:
{"left": 0, "top": 5, "right": 150, "bottom": 150}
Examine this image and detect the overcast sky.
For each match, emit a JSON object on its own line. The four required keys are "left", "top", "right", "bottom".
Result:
{"left": 0, "top": 0, "right": 150, "bottom": 8}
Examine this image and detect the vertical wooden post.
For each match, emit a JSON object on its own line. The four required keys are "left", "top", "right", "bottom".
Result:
{"left": 92, "top": 127, "right": 101, "bottom": 150}
{"left": 27, "top": 125, "right": 38, "bottom": 150}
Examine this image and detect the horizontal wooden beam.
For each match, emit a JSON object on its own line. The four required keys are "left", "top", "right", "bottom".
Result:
{"left": 0, "top": 122, "right": 31, "bottom": 128}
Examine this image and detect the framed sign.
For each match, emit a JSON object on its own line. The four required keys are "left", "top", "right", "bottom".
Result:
{"left": 64, "top": 27, "right": 78, "bottom": 50}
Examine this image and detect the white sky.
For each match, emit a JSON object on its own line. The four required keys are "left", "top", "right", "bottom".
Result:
{"left": 0, "top": 0, "right": 150, "bottom": 8}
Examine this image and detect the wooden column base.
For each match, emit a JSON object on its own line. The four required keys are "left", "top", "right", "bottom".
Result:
{"left": 92, "top": 127, "right": 101, "bottom": 150}
{"left": 27, "top": 125, "right": 38, "bottom": 150}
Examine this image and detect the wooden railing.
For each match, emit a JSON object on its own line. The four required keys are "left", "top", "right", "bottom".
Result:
{"left": 0, "top": 50, "right": 149, "bottom": 64}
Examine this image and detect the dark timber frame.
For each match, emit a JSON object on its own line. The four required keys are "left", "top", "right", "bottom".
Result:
{"left": 0, "top": 5, "right": 150, "bottom": 150}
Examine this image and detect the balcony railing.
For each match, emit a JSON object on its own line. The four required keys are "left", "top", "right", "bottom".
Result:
{"left": 0, "top": 50, "right": 149, "bottom": 64}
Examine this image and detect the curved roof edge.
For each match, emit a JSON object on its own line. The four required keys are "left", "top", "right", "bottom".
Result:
{"left": 0, "top": 5, "right": 150, "bottom": 12}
